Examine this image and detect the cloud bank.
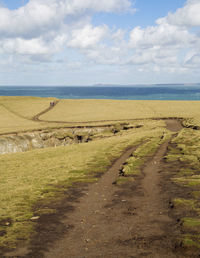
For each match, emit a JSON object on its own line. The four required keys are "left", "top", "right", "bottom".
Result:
{"left": 0, "top": 0, "right": 200, "bottom": 84}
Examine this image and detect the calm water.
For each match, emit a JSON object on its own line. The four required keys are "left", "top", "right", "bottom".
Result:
{"left": 1, "top": 85, "right": 200, "bottom": 100}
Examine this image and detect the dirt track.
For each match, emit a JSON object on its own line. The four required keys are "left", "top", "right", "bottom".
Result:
{"left": 32, "top": 100, "right": 60, "bottom": 121}
{"left": 5, "top": 119, "right": 184, "bottom": 258}
{"left": 34, "top": 120, "right": 182, "bottom": 258}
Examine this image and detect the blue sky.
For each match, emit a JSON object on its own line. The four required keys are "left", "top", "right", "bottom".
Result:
{"left": 0, "top": 0, "right": 200, "bottom": 86}
{"left": 93, "top": 0, "right": 186, "bottom": 29}
{"left": 0, "top": 0, "right": 29, "bottom": 9}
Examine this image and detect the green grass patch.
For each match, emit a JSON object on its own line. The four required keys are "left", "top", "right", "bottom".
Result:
{"left": 182, "top": 236, "right": 200, "bottom": 248}
{"left": 173, "top": 176, "right": 200, "bottom": 187}
{"left": 165, "top": 127, "right": 200, "bottom": 252}
{"left": 173, "top": 198, "right": 196, "bottom": 210}
{"left": 178, "top": 168, "right": 195, "bottom": 176}
{"left": 183, "top": 217, "right": 200, "bottom": 228}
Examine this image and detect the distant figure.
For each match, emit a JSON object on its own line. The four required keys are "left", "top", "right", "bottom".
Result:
{"left": 50, "top": 101, "right": 55, "bottom": 107}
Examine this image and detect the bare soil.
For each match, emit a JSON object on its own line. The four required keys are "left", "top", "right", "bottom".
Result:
{"left": 43, "top": 140, "right": 178, "bottom": 258}
{"left": 5, "top": 119, "right": 188, "bottom": 258}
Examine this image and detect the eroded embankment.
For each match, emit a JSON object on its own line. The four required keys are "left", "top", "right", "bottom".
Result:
{"left": 0, "top": 123, "right": 137, "bottom": 154}
{"left": 0, "top": 118, "right": 184, "bottom": 155}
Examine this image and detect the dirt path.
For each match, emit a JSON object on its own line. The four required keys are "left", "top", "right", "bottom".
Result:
{"left": 27, "top": 120, "right": 181, "bottom": 258}
{"left": 5, "top": 119, "right": 183, "bottom": 258}
{"left": 165, "top": 119, "right": 183, "bottom": 132}
{"left": 32, "top": 100, "right": 60, "bottom": 122}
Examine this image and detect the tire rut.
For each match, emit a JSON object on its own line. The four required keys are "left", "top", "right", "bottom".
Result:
{"left": 5, "top": 120, "right": 184, "bottom": 258}
{"left": 41, "top": 121, "right": 182, "bottom": 257}
{"left": 43, "top": 139, "right": 179, "bottom": 258}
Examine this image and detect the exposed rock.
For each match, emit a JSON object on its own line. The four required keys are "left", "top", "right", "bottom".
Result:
{"left": 0, "top": 123, "right": 140, "bottom": 154}
{"left": 30, "top": 216, "right": 40, "bottom": 221}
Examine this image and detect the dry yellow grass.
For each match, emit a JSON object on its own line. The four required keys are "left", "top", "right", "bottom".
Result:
{"left": 0, "top": 97, "right": 66, "bottom": 134}
{"left": 40, "top": 99, "right": 200, "bottom": 123}
{"left": 1, "top": 97, "right": 200, "bottom": 134}
{"left": 0, "top": 96, "right": 56, "bottom": 119}
{"left": 0, "top": 105, "right": 40, "bottom": 134}
{"left": 40, "top": 99, "right": 156, "bottom": 122}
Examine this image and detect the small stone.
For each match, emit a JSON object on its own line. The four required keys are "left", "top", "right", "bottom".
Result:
{"left": 30, "top": 216, "right": 40, "bottom": 221}
{"left": 169, "top": 201, "right": 174, "bottom": 209}
{"left": 5, "top": 222, "right": 10, "bottom": 226}
{"left": 122, "top": 200, "right": 126, "bottom": 202}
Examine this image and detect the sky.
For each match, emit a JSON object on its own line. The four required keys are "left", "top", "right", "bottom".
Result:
{"left": 0, "top": 0, "right": 200, "bottom": 86}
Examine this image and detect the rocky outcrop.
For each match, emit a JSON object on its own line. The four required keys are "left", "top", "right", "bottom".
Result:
{"left": 0, "top": 128, "right": 92, "bottom": 154}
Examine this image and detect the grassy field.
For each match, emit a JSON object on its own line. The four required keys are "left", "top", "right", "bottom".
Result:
{"left": 0, "top": 119, "right": 168, "bottom": 250}
{"left": 0, "top": 104, "right": 39, "bottom": 134}
{"left": 1, "top": 96, "right": 200, "bottom": 253}
{"left": 0, "top": 97, "right": 68, "bottom": 134}
{"left": 0, "top": 96, "right": 57, "bottom": 119}
{"left": 40, "top": 99, "right": 200, "bottom": 124}
{"left": 1, "top": 97, "right": 200, "bottom": 134}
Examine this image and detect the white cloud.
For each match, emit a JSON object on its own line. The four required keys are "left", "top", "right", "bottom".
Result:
{"left": 126, "top": 0, "right": 200, "bottom": 74}
{"left": 67, "top": 24, "right": 108, "bottom": 49}
{"left": 184, "top": 50, "right": 200, "bottom": 68}
{"left": 129, "top": 23, "right": 196, "bottom": 49}
{"left": 84, "top": 46, "right": 123, "bottom": 65}
{"left": 111, "top": 29, "right": 125, "bottom": 42}
{"left": 0, "top": 33, "right": 68, "bottom": 55}
{"left": 63, "top": 0, "right": 132, "bottom": 14}
{"left": 0, "top": 0, "right": 200, "bottom": 85}
{"left": 0, "top": 1, "right": 58, "bottom": 38}
{"left": 0, "top": 0, "right": 133, "bottom": 61}
{"left": 157, "top": 0, "right": 200, "bottom": 27}
{"left": 0, "top": 0, "right": 132, "bottom": 38}
{"left": 0, "top": 38, "right": 49, "bottom": 55}
{"left": 128, "top": 47, "right": 178, "bottom": 66}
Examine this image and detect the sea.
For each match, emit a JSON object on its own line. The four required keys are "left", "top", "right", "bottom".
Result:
{"left": 1, "top": 85, "right": 200, "bottom": 100}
